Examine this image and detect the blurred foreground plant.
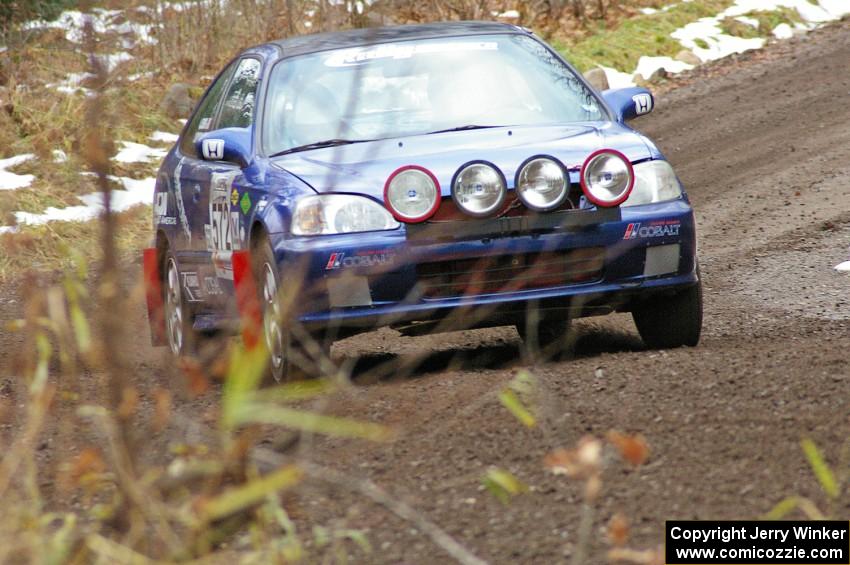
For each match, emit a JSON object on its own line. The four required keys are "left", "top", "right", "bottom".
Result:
{"left": 765, "top": 436, "right": 849, "bottom": 521}
{"left": 544, "top": 432, "right": 661, "bottom": 565}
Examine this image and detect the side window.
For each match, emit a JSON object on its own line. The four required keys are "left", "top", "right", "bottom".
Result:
{"left": 218, "top": 58, "right": 261, "bottom": 129}
{"left": 179, "top": 60, "right": 238, "bottom": 157}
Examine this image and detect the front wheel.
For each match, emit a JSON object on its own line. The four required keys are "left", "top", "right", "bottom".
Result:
{"left": 254, "top": 240, "right": 292, "bottom": 383}
{"left": 632, "top": 279, "right": 703, "bottom": 349}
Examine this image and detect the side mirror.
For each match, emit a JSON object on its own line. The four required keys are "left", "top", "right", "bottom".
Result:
{"left": 196, "top": 128, "right": 252, "bottom": 168}
{"left": 602, "top": 87, "right": 654, "bottom": 122}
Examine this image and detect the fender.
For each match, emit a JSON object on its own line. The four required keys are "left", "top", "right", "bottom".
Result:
{"left": 143, "top": 248, "right": 166, "bottom": 346}
{"left": 232, "top": 250, "right": 262, "bottom": 350}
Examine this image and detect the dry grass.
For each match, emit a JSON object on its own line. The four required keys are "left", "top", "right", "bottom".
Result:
{"left": 0, "top": 0, "right": 735, "bottom": 280}
{"left": 0, "top": 206, "right": 150, "bottom": 275}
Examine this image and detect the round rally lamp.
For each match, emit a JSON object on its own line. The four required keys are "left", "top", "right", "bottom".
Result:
{"left": 580, "top": 149, "right": 635, "bottom": 207}
{"left": 384, "top": 165, "right": 441, "bottom": 222}
{"left": 515, "top": 156, "right": 569, "bottom": 211}
{"left": 451, "top": 162, "right": 507, "bottom": 217}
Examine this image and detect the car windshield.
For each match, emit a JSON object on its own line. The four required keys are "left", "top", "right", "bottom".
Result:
{"left": 263, "top": 34, "right": 604, "bottom": 155}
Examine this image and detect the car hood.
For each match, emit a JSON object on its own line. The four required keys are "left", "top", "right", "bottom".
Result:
{"left": 271, "top": 123, "right": 653, "bottom": 199}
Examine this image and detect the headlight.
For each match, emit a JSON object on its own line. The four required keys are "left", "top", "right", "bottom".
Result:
{"left": 452, "top": 161, "right": 506, "bottom": 217}
{"left": 291, "top": 194, "right": 400, "bottom": 236}
{"left": 516, "top": 156, "right": 569, "bottom": 211}
{"left": 621, "top": 160, "right": 682, "bottom": 207}
{"left": 384, "top": 165, "right": 441, "bottom": 222}
{"left": 580, "top": 149, "right": 634, "bottom": 207}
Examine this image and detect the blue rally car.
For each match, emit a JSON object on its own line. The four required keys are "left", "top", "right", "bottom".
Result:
{"left": 143, "top": 22, "right": 702, "bottom": 381}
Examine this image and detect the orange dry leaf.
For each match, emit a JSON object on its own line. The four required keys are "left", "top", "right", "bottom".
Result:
{"left": 61, "top": 447, "right": 106, "bottom": 491}
{"left": 607, "top": 513, "right": 630, "bottom": 547}
{"left": 606, "top": 431, "right": 649, "bottom": 466}
{"left": 544, "top": 436, "right": 602, "bottom": 479}
{"left": 544, "top": 447, "right": 572, "bottom": 476}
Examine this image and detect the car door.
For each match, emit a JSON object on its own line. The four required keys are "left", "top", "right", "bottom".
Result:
{"left": 175, "top": 57, "right": 262, "bottom": 308}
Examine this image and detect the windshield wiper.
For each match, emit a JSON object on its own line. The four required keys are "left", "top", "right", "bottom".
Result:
{"left": 426, "top": 124, "right": 503, "bottom": 135}
{"left": 269, "top": 138, "right": 370, "bottom": 158}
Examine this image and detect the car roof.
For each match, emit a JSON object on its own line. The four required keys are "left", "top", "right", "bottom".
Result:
{"left": 261, "top": 21, "right": 526, "bottom": 59}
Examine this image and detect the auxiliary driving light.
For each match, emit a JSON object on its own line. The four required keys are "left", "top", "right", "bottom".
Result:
{"left": 580, "top": 149, "right": 634, "bottom": 207}
{"left": 452, "top": 161, "right": 507, "bottom": 217}
{"left": 384, "top": 165, "right": 441, "bottom": 222}
{"left": 516, "top": 156, "right": 569, "bottom": 211}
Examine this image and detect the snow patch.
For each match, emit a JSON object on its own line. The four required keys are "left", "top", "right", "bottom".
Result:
{"left": 635, "top": 56, "right": 694, "bottom": 81}
{"left": 95, "top": 51, "right": 133, "bottom": 73}
{"left": 599, "top": 65, "right": 637, "bottom": 89}
{"left": 835, "top": 260, "right": 850, "bottom": 272}
{"left": 13, "top": 176, "right": 155, "bottom": 227}
{"left": 53, "top": 150, "right": 68, "bottom": 163}
{"left": 23, "top": 9, "right": 155, "bottom": 46}
{"left": 773, "top": 23, "right": 794, "bottom": 39}
{"left": 47, "top": 71, "right": 93, "bottom": 94}
{"left": 149, "top": 131, "right": 179, "bottom": 144}
{"left": 673, "top": 22, "right": 765, "bottom": 62}
{"left": 113, "top": 141, "right": 167, "bottom": 164}
{"left": 0, "top": 154, "right": 36, "bottom": 191}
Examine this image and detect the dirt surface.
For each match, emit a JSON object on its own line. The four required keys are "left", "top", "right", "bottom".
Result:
{"left": 4, "top": 17, "right": 850, "bottom": 564}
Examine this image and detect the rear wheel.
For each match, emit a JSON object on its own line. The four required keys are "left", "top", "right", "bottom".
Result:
{"left": 632, "top": 278, "right": 703, "bottom": 349}
{"left": 164, "top": 253, "right": 195, "bottom": 356}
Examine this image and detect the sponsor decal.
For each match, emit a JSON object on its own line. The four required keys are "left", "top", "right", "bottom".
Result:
{"left": 181, "top": 271, "right": 201, "bottom": 301}
{"left": 325, "top": 250, "right": 395, "bottom": 270}
{"left": 154, "top": 192, "right": 176, "bottom": 225}
{"left": 624, "top": 219, "right": 680, "bottom": 240}
{"left": 231, "top": 187, "right": 239, "bottom": 206}
{"left": 204, "top": 276, "right": 223, "bottom": 295}
{"left": 239, "top": 191, "right": 252, "bottom": 215}
{"left": 324, "top": 41, "right": 498, "bottom": 67}
{"left": 173, "top": 159, "right": 192, "bottom": 241}
{"left": 206, "top": 171, "right": 241, "bottom": 280}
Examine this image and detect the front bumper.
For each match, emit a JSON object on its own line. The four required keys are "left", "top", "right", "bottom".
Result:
{"left": 273, "top": 198, "right": 698, "bottom": 332}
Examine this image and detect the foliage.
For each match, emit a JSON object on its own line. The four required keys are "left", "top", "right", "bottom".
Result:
{"left": 497, "top": 370, "right": 537, "bottom": 428}
{"left": 765, "top": 437, "right": 847, "bottom": 521}
{"left": 553, "top": 0, "right": 732, "bottom": 71}
{"left": 0, "top": 0, "right": 74, "bottom": 34}
{"left": 744, "top": 7, "right": 803, "bottom": 34}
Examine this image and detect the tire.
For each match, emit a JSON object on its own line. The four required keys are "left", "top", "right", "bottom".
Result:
{"left": 516, "top": 314, "right": 573, "bottom": 360}
{"left": 632, "top": 278, "right": 703, "bottom": 349}
{"left": 163, "top": 252, "right": 197, "bottom": 357}
{"left": 252, "top": 237, "right": 294, "bottom": 383}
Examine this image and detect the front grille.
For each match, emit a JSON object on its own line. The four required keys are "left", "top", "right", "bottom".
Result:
{"left": 416, "top": 248, "right": 605, "bottom": 299}
{"left": 428, "top": 191, "right": 582, "bottom": 223}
